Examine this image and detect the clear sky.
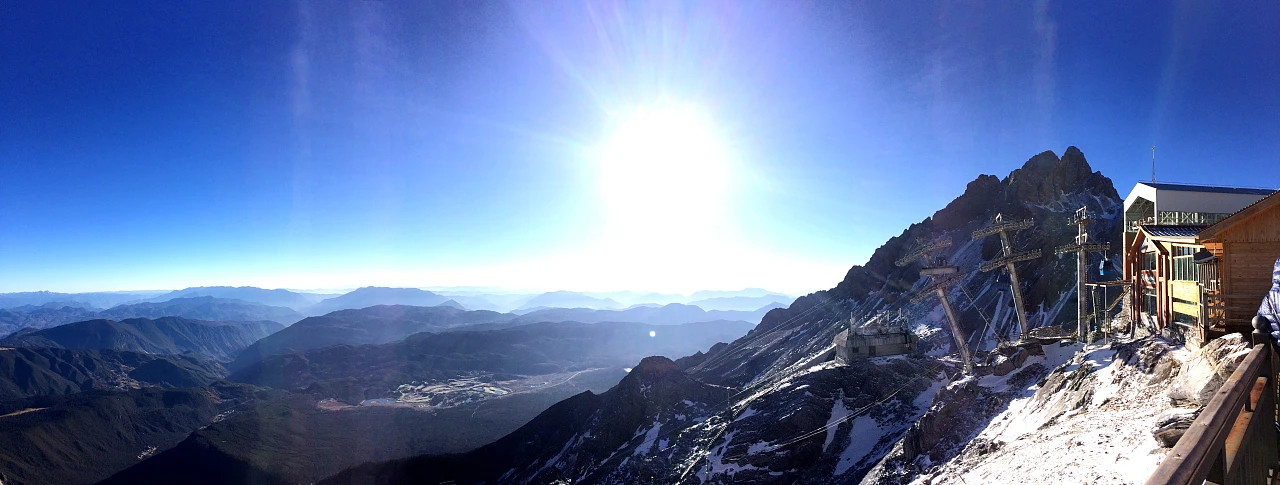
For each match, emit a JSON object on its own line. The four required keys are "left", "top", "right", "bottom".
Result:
{"left": 2, "top": 1, "right": 1278, "bottom": 294}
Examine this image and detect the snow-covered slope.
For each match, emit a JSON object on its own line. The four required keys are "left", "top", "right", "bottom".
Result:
{"left": 866, "top": 334, "right": 1251, "bottom": 485}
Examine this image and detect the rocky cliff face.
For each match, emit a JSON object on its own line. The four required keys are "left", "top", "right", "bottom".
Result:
{"left": 320, "top": 147, "right": 1125, "bottom": 484}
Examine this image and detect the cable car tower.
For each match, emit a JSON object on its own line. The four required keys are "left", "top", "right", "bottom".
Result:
{"left": 896, "top": 235, "right": 973, "bottom": 373}
{"left": 972, "top": 214, "right": 1041, "bottom": 341}
{"left": 1055, "top": 206, "right": 1110, "bottom": 340}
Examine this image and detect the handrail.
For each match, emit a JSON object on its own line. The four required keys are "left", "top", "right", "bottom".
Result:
{"left": 1145, "top": 343, "right": 1277, "bottom": 485}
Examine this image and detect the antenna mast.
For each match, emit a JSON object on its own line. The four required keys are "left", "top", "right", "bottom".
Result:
{"left": 1151, "top": 147, "right": 1156, "bottom": 183}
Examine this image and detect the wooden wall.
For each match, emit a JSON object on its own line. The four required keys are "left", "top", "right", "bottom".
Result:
{"left": 1216, "top": 206, "right": 1280, "bottom": 330}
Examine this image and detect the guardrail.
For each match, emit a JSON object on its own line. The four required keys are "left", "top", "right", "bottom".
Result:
{"left": 1144, "top": 317, "right": 1279, "bottom": 485}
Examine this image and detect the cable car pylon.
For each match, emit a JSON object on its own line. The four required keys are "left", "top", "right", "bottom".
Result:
{"left": 1055, "top": 206, "right": 1111, "bottom": 341}
{"left": 896, "top": 235, "right": 974, "bottom": 373}
{"left": 972, "top": 214, "right": 1040, "bottom": 341}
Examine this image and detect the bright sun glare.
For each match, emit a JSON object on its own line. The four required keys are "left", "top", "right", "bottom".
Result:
{"left": 598, "top": 104, "right": 730, "bottom": 227}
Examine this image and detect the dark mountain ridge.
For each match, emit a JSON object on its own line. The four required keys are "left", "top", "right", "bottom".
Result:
{"left": 229, "top": 319, "right": 754, "bottom": 402}
{"left": 98, "top": 297, "right": 304, "bottom": 325}
{"left": 0, "top": 347, "right": 226, "bottom": 400}
{"left": 321, "top": 356, "right": 730, "bottom": 485}
{"left": 1, "top": 316, "right": 283, "bottom": 362}
{"left": 227, "top": 305, "right": 515, "bottom": 372}
{"left": 0, "top": 383, "right": 267, "bottom": 485}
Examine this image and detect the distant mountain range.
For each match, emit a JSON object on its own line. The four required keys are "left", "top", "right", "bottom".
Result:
{"left": 0, "top": 297, "right": 303, "bottom": 336}
{"left": 0, "top": 287, "right": 797, "bottom": 326}
{"left": 516, "top": 291, "right": 623, "bottom": 311}
{"left": 0, "top": 304, "right": 100, "bottom": 333}
{"left": 1, "top": 316, "right": 283, "bottom": 362}
{"left": 687, "top": 293, "right": 794, "bottom": 311}
{"left": 147, "top": 286, "right": 328, "bottom": 311}
{"left": 0, "top": 347, "right": 227, "bottom": 400}
{"left": 97, "top": 297, "right": 304, "bottom": 324}
{"left": 514, "top": 302, "right": 780, "bottom": 325}
{"left": 305, "top": 287, "right": 452, "bottom": 315}
{"left": 0, "top": 290, "right": 167, "bottom": 310}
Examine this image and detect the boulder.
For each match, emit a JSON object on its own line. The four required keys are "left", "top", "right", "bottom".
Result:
{"left": 1168, "top": 334, "right": 1251, "bottom": 406}
{"left": 991, "top": 348, "right": 1029, "bottom": 376}
{"left": 1151, "top": 407, "right": 1201, "bottom": 448}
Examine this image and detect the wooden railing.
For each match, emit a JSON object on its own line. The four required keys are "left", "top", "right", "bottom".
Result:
{"left": 1145, "top": 321, "right": 1279, "bottom": 485}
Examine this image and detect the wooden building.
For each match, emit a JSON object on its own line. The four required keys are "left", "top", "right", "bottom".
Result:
{"left": 1125, "top": 225, "right": 1207, "bottom": 339}
{"left": 1124, "top": 188, "right": 1280, "bottom": 344}
{"left": 1195, "top": 189, "right": 1280, "bottom": 337}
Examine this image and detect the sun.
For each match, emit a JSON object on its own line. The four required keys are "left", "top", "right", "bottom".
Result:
{"left": 598, "top": 104, "right": 730, "bottom": 227}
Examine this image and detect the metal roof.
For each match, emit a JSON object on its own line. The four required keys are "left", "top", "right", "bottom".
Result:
{"left": 1141, "top": 182, "right": 1275, "bottom": 196}
{"left": 1141, "top": 225, "right": 1205, "bottom": 238}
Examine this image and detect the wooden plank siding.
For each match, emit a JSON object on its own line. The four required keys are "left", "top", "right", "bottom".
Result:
{"left": 1199, "top": 190, "right": 1280, "bottom": 336}
{"left": 1217, "top": 206, "right": 1280, "bottom": 243}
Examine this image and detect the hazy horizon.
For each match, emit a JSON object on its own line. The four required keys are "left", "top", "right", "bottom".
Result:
{"left": 0, "top": 284, "right": 800, "bottom": 299}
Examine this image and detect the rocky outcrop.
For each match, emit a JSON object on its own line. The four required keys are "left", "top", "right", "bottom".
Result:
{"left": 987, "top": 341, "right": 1044, "bottom": 376}
{"left": 1151, "top": 407, "right": 1200, "bottom": 448}
{"left": 1168, "top": 333, "right": 1251, "bottom": 406}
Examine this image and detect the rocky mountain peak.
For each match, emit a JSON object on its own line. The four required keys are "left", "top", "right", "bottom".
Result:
{"left": 624, "top": 355, "right": 681, "bottom": 381}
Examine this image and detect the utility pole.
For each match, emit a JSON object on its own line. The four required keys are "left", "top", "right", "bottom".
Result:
{"left": 897, "top": 236, "right": 973, "bottom": 373}
{"left": 1055, "top": 206, "right": 1110, "bottom": 341}
{"left": 973, "top": 214, "right": 1041, "bottom": 341}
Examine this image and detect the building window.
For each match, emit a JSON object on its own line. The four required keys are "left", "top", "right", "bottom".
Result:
{"left": 1143, "top": 289, "right": 1158, "bottom": 315}
{"left": 1171, "top": 245, "right": 1199, "bottom": 281}
{"left": 1198, "top": 259, "right": 1219, "bottom": 292}
{"left": 1157, "top": 211, "right": 1231, "bottom": 226}
{"left": 1141, "top": 251, "right": 1157, "bottom": 271}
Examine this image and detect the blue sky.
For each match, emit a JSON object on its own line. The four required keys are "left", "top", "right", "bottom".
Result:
{"left": 1, "top": 1, "right": 1277, "bottom": 293}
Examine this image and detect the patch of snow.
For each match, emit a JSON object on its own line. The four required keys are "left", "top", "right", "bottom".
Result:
{"left": 633, "top": 422, "right": 662, "bottom": 456}
{"left": 748, "top": 441, "right": 772, "bottom": 454}
{"left": 912, "top": 373, "right": 949, "bottom": 410}
{"left": 824, "top": 399, "right": 852, "bottom": 452}
{"left": 834, "top": 415, "right": 884, "bottom": 475}
{"left": 703, "top": 430, "right": 761, "bottom": 478}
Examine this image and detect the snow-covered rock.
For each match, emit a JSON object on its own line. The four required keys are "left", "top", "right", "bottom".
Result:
{"left": 1167, "top": 333, "right": 1251, "bottom": 406}
{"left": 863, "top": 334, "right": 1254, "bottom": 485}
